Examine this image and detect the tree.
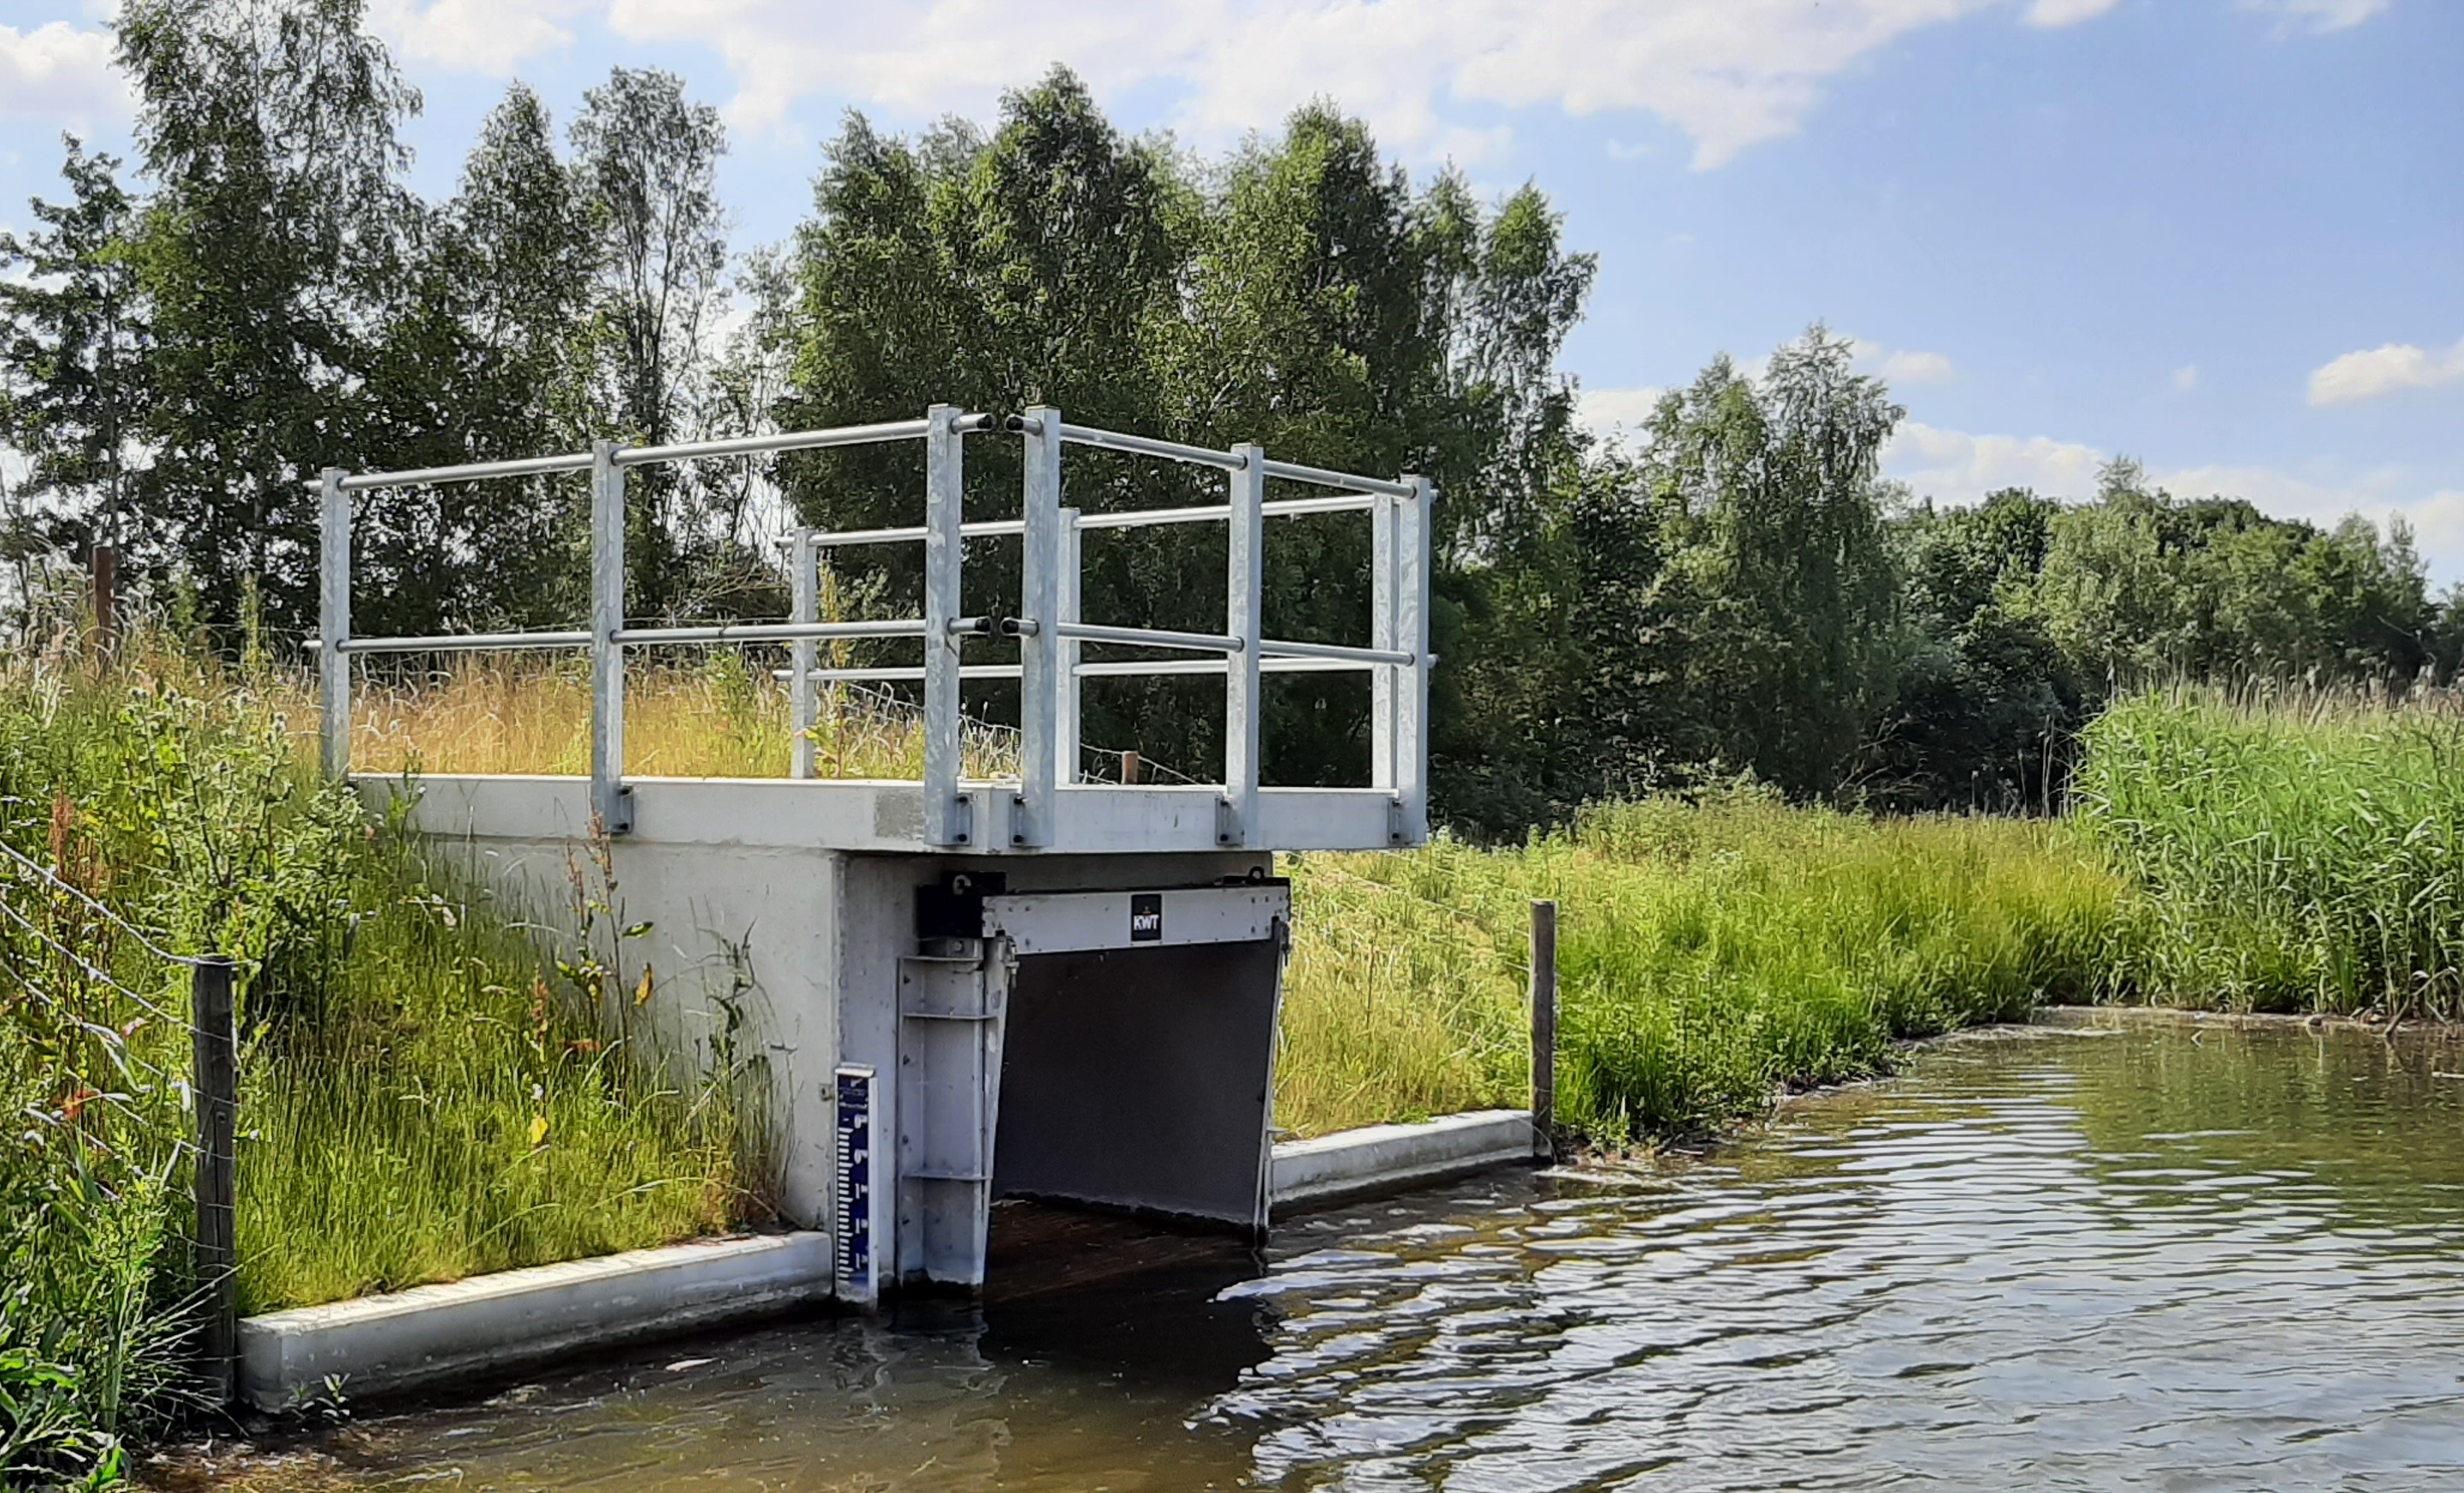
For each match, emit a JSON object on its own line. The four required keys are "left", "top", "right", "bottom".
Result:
{"left": 115, "top": 0, "right": 419, "bottom": 637}
{"left": 0, "top": 138, "right": 145, "bottom": 573}
{"left": 571, "top": 67, "right": 730, "bottom": 618}
{"left": 1637, "top": 329, "right": 1904, "bottom": 798}
{"left": 351, "top": 82, "right": 596, "bottom": 637}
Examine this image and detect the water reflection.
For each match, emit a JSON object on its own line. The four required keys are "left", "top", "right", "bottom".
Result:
{"left": 170, "top": 1017, "right": 2464, "bottom": 1491}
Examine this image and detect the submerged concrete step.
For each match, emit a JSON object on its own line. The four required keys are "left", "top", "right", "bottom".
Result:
{"left": 235, "top": 1109, "right": 1540, "bottom": 1411}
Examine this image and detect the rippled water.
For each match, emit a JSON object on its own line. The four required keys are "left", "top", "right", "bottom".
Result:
{"left": 180, "top": 1015, "right": 2464, "bottom": 1491}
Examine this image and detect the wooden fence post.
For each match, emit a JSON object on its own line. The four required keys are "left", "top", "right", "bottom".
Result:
{"left": 1530, "top": 900, "right": 1557, "bottom": 1159}
{"left": 192, "top": 957, "right": 238, "bottom": 1406}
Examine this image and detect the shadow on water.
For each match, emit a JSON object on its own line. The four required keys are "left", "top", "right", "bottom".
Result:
{"left": 155, "top": 1018, "right": 2464, "bottom": 1492}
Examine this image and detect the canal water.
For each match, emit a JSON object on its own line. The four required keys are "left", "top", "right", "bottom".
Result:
{"left": 180, "top": 1014, "right": 2464, "bottom": 1490}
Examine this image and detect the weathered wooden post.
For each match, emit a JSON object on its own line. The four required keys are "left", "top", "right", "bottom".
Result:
{"left": 191, "top": 956, "right": 239, "bottom": 1405}
{"left": 1530, "top": 899, "right": 1558, "bottom": 1158}
{"left": 1121, "top": 749, "right": 1142, "bottom": 785}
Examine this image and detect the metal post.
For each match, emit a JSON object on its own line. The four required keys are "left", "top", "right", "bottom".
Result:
{"left": 1016, "top": 406, "right": 1063, "bottom": 846}
{"left": 589, "top": 441, "right": 631, "bottom": 834}
{"left": 1529, "top": 900, "right": 1557, "bottom": 1158}
{"left": 1371, "top": 485, "right": 1398, "bottom": 797}
{"left": 791, "top": 530, "right": 817, "bottom": 780}
{"left": 317, "top": 467, "right": 350, "bottom": 780}
{"left": 1057, "top": 508, "right": 1082, "bottom": 787}
{"left": 191, "top": 956, "right": 238, "bottom": 1405}
{"left": 1396, "top": 476, "right": 1433, "bottom": 843}
{"left": 1223, "top": 444, "right": 1265, "bottom": 846}
{"left": 922, "top": 406, "right": 967, "bottom": 846}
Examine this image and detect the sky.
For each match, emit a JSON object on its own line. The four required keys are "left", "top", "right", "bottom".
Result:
{"left": 3, "top": 0, "right": 2461, "bottom": 573}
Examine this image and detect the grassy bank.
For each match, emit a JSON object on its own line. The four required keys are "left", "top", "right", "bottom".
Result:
{"left": 1281, "top": 792, "right": 2126, "bottom": 1140}
{"left": 0, "top": 640, "right": 758, "bottom": 1478}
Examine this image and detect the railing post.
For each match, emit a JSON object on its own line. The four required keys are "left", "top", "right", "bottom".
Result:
{"left": 589, "top": 441, "right": 631, "bottom": 834}
{"left": 191, "top": 956, "right": 238, "bottom": 1405}
{"left": 1057, "top": 508, "right": 1081, "bottom": 788}
{"left": 317, "top": 467, "right": 350, "bottom": 780}
{"left": 1396, "top": 475, "right": 1433, "bottom": 844}
{"left": 1016, "top": 406, "right": 1063, "bottom": 846}
{"left": 1529, "top": 900, "right": 1557, "bottom": 1158}
{"left": 1223, "top": 443, "right": 1265, "bottom": 847}
{"left": 790, "top": 530, "right": 817, "bottom": 780}
{"left": 1371, "top": 484, "right": 1398, "bottom": 802}
{"left": 922, "top": 405, "right": 967, "bottom": 846}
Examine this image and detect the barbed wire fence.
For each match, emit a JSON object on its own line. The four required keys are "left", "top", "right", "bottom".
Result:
{"left": 0, "top": 836, "right": 240, "bottom": 1405}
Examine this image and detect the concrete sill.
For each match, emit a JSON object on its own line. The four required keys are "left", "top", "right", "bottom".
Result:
{"left": 237, "top": 1230, "right": 830, "bottom": 1412}
{"left": 1270, "top": 1108, "right": 1542, "bottom": 1212}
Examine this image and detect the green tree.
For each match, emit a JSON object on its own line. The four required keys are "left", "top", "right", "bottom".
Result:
{"left": 116, "top": 0, "right": 419, "bottom": 636}
{"left": 0, "top": 138, "right": 145, "bottom": 577}
{"left": 1637, "top": 329, "right": 1904, "bottom": 798}
{"left": 572, "top": 66, "right": 731, "bottom": 619}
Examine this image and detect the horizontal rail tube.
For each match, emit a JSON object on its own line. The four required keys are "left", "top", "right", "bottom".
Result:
{"left": 773, "top": 664, "right": 1024, "bottom": 684}
{"left": 613, "top": 619, "right": 928, "bottom": 646}
{"left": 336, "top": 453, "right": 593, "bottom": 493}
{"left": 1057, "top": 424, "right": 1247, "bottom": 471}
{"left": 791, "top": 493, "right": 1377, "bottom": 552}
{"left": 1259, "top": 458, "right": 1416, "bottom": 499}
{"left": 334, "top": 630, "right": 591, "bottom": 654}
{"left": 1054, "top": 621, "right": 1243, "bottom": 654}
{"left": 1076, "top": 655, "right": 1370, "bottom": 677}
{"left": 1260, "top": 637, "right": 1417, "bottom": 666}
{"left": 615, "top": 418, "right": 936, "bottom": 467}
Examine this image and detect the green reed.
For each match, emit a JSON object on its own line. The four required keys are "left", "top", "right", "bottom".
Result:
{"left": 2074, "top": 684, "right": 2464, "bottom": 1017}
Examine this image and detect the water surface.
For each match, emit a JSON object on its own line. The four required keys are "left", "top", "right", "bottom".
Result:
{"left": 181, "top": 1015, "right": 2464, "bottom": 1491}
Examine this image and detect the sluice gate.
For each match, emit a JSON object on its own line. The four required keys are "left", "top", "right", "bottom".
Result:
{"left": 315, "top": 406, "right": 1430, "bottom": 1295}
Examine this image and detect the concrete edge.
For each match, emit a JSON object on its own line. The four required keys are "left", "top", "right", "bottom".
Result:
{"left": 237, "top": 1230, "right": 831, "bottom": 1413}
{"left": 1270, "top": 1108, "right": 1542, "bottom": 1212}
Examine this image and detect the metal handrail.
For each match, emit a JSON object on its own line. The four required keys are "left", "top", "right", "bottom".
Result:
{"left": 316, "top": 402, "right": 1432, "bottom": 850}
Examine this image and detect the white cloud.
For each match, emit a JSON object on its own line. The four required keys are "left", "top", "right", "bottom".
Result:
{"left": 0, "top": 21, "right": 130, "bottom": 125}
{"left": 2023, "top": 0, "right": 2122, "bottom": 25}
{"left": 1851, "top": 337, "right": 1957, "bottom": 385}
{"left": 376, "top": 0, "right": 2096, "bottom": 166}
{"left": 2307, "top": 337, "right": 2464, "bottom": 406}
{"left": 370, "top": 0, "right": 594, "bottom": 75}
{"left": 1886, "top": 419, "right": 2105, "bottom": 500}
{"left": 1577, "top": 385, "right": 1665, "bottom": 440}
{"left": 2171, "top": 364, "right": 2200, "bottom": 392}
{"left": 2241, "top": 0, "right": 2392, "bottom": 33}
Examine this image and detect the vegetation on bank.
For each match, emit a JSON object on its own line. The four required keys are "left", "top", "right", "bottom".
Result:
{"left": 1281, "top": 793, "right": 2124, "bottom": 1140}
{"left": 0, "top": 641, "right": 755, "bottom": 1481}
{"left": 2077, "top": 687, "right": 2464, "bottom": 1020}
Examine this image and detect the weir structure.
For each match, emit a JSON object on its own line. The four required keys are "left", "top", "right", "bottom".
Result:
{"left": 312, "top": 406, "right": 1432, "bottom": 1299}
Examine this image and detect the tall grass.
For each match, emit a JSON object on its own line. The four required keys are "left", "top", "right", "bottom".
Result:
{"left": 2076, "top": 685, "right": 2464, "bottom": 1017}
{"left": 1282, "top": 791, "right": 2128, "bottom": 1141}
{"left": 345, "top": 652, "right": 1018, "bottom": 780}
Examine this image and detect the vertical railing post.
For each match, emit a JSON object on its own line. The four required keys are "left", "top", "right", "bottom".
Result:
{"left": 191, "top": 956, "right": 238, "bottom": 1405}
{"left": 1016, "top": 406, "right": 1063, "bottom": 846}
{"left": 1056, "top": 508, "right": 1082, "bottom": 789}
{"left": 922, "top": 405, "right": 967, "bottom": 846}
{"left": 1371, "top": 484, "right": 1398, "bottom": 806}
{"left": 790, "top": 529, "right": 817, "bottom": 780}
{"left": 1529, "top": 900, "right": 1557, "bottom": 1158}
{"left": 1396, "top": 476, "right": 1433, "bottom": 844}
{"left": 1223, "top": 443, "right": 1265, "bottom": 847}
{"left": 589, "top": 441, "right": 631, "bottom": 834}
{"left": 317, "top": 467, "right": 350, "bottom": 780}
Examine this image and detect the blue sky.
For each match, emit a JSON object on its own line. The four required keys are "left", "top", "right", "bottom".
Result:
{"left": 5, "top": 0, "right": 2461, "bottom": 573}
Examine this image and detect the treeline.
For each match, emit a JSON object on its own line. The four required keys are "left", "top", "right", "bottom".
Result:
{"left": 2, "top": 0, "right": 2451, "bottom": 836}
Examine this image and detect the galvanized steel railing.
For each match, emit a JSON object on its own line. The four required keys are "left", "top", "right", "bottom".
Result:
{"left": 314, "top": 404, "right": 1430, "bottom": 850}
